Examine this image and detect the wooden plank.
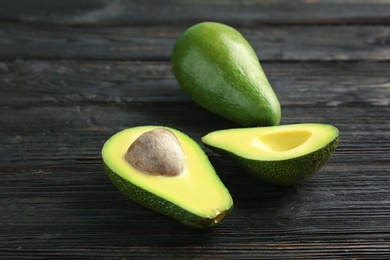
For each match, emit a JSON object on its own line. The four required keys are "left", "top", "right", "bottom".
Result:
{"left": 0, "top": 83, "right": 389, "bottom": 255}
{"left": 1, "top": 60, "right": 389, "bottom": 165}
{"left": 1, "top": 60, "right": 389, "bottom": 106}
{"left": 1, "top": 103, "right": 390, "bottom": 163}
{"left": 1, "top": 24, "right": 390, "bottom": 61}
{"left": 1, "top": 0, "right": 389, "bottom": 258}
{"left": 0, "top": 105, "right": 389, "bottom": 258}
{"left": 1, "top": 0, "right": 390, "bottom": 25}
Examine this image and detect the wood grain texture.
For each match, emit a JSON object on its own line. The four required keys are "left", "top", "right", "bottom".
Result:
{"left": 1, "top": 60, "right": 389, "bottom": 106}
{"left": 1, "top": 0, "right": 390, "bottom": 259}
{"left": 1, "top": 0, "right": 390, "bottom": 26}
{"left": 1, "top": 24, "right": 390, "bottom": 61}
{"left": 1, "top": 59, "right": 389, "bottom": 258}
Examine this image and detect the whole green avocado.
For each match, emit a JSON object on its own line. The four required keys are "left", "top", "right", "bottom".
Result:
{"left": 172, "top": 22, "right": 281, "bottom": 127}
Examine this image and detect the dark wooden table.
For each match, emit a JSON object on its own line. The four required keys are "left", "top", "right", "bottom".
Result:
{"left": 1, "top": 1, "right": 390, "bottom": 259}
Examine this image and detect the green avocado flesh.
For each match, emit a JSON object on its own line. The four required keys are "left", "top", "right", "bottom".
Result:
{"left": 202, "top": 124, "right": 339, "bottom": 186}
{"left": 171, "top": 22, "right": 281, "bottom": 127}
{"left": 102, "top": 126, "right": 233, "bottom": 228}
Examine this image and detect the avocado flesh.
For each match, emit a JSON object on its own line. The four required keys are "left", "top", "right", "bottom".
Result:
{"left": 202, "top": 124, "right": 339, "bottom": 186}
{"left": 172, "top": 22, "right": 281, "bottom": 127}
{"left": 102, "top": 126, "right": 233, "bottom": 228}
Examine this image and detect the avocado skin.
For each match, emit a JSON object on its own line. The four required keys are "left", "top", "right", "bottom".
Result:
{"left": 103, "top": 161, "right": 232, "bottom": 229}
{"left": 172, "top": 22, "right": 281, "bottom": 127}
{"left": 203, "top": 136, "right": 338, "bottom": 186}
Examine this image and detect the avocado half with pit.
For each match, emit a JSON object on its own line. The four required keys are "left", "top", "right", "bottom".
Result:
{"left": 202, "top": 123, "right": 339, "bottom": 186}
{"left": 102, "top": 126, "right": 233, "bottom": 229}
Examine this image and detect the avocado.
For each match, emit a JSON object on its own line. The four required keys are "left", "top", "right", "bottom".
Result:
{"left": 171, "top": 22, "right": 281, "bottom": 127}
{"left": 202, "top": 124, "right": 339, "bottom": 186}
{"left": 102, "top": 126, "right": 233, "bottom": 228}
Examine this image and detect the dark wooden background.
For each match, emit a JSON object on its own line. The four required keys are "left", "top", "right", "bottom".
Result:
{"left": 1, "top": 1, "right": 390, "bottom": 259}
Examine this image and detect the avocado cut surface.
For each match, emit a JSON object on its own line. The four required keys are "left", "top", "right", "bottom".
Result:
{"left": 171, "top": 22, "right": 281, "bottom": 127}
{"left": 202, "top": 124, "right": 339, "bottom": 186}
{"left": 102, "top": 126, "right": 233, "bottom": 228}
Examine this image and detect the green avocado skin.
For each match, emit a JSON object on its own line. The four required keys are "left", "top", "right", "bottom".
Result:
{"left": 172, "top": 22, "right": 281, "bottom": 127}
{"left": 103, "top": 161, "right": 232, "bottom": 229}
{"left": 204, "top": 137, "right": 338, "bottom": 186}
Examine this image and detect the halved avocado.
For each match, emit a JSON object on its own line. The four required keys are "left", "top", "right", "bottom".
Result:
{"left": 102, "top": 126, "right": 233, "bottom": 228}
{"left": 202, "top": 123, "right": 339, "bottom": 186}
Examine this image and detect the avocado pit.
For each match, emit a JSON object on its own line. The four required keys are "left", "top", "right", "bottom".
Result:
{"left": 125, "top": 128, "right": 186, "bottom": 177}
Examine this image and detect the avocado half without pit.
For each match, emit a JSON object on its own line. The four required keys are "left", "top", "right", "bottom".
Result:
{"left": 202, "top": 123, "right": 339, "bottom": 186}
{"left": 102, "top": 126, "right": 233, "bottom": 229}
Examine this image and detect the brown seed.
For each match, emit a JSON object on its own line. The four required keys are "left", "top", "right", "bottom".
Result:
{"left": 125, "top": 128, "right": 186, "bottom": 177}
